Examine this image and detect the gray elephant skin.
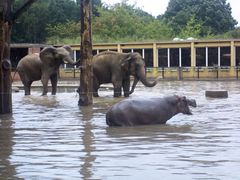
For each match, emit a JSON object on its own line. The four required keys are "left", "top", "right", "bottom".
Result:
{"left": 92, "top": 51, "right": 158, "bottom": 97}
{"left": 17, "top": 46, "right": 78, "bottom": 95}
{"left": 106, "top": 95, "right": 197, "bottom": 126}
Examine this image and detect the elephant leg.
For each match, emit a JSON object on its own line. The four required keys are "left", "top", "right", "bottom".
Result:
{"left": 93, "top": 76, "right": 100, "bottom": 97}
{"left": 112, "top": 75, "right": 122, "bottom": 97}
{"left": 19, "top": 72, "right": 32, "bottom": 95}
{"left": 122, "top": 77, "right": 130, "bottom": 97}
{"left": 23, "top": 81, "right": 32, "bottom": 95}
{"left": 113, "top": 82, "right": 122, "bottom": 97}
{"left": 50, "top": 73, "right": 58, "bottom": 95}
{"left": 41, "top": 74, "right": 50, "bottom": 95}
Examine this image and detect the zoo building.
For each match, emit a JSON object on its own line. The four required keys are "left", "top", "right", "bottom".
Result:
{"left": 11, "top": 39, "right": 240, "bottom": 80}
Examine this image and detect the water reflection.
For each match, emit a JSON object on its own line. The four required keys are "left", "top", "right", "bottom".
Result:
{"left": 79, "top": 106, "right": 95, "bottom": 179}
{"left": 0, "top": 115, "right": 17, "bottom": 179}
{"left": 1, "top": 81, "right": 240, "bottom": 179}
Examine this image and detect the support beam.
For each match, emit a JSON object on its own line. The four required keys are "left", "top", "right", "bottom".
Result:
{"left": 0, "top": 1, "right": 12, "bottom": 114}
{"left": 78, "top": 0, "right": 93, "bottom": 106}
{"left": 0, "top": 0, "right": 37, "bottom": 114}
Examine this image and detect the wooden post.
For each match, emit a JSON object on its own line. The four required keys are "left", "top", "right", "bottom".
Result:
{"left": 0, "top": 0, "right": 37, "bottom": 114}
{"left": 78, "top": 0, "right": 93, "bottom": 106}
{"left": 0, "top": 1, "right": 12, "bottom": 114}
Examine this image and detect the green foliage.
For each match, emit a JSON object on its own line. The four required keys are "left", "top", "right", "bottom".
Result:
{"left": 11, "top": 0, "right": 239, "bottom": 44}
{"left": 213, "top": 27, "right": 240, "bottom": 39}
{"left": 12, "top": 0, "right": 50, "bottom": 43}
{"left": 164, "top": 0, "right": 237, "bottom": 36}
{"left": 92, "top": 2, "right": 173, "bottom": 42}
{"left": 179, "top": 15, "right": 203, "bottom": 38}
{"left": 46, "top": 21, "right": 80, "bottom": 44}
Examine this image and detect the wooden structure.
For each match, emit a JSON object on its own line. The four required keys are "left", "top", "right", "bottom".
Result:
{"left": 0, "top": 0, "right": 37, "bottom": 114}
{"left": 0, "top": 2, "right": 12, "bottom": 114}
{"left": 57, "top": 39, "right": 240, "bottom": 80}
{"left": 10, "top": 39, "right": 240, "bottom": 80}
{"left": 78, "top": 0, "right": 93, "bottom": 106}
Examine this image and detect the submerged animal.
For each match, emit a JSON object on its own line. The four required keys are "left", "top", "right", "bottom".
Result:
{"left": 106, "top": 95, "right": 197, "bottom": 126}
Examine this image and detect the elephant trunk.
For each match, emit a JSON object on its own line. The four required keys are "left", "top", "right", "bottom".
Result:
{"left": 138, "top": 67, "right": 157, "bottom": 87}
{"left": 129, "top": 77, "right": 139, "bottom": 95}
{"left": 64, "top": 57, "right": 80, "bottom": 65}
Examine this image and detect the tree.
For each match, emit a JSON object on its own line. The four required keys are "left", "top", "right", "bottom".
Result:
{"left": 46, "top": 20, "right": 81, "bottom": 44}
{"left": 12, "top": 0, "right": 103, "bottom": 43}
{"left": 12, "top": 0, "right": 49, "bottom": 43}
{"left": 164, "top": 0, "right": 237, "bottom": 36}
{"left": 179, "top": 15, "right": 203, "bottom": 38}
{"left": 93, "top": 2, "right": 173, "bottom": 42}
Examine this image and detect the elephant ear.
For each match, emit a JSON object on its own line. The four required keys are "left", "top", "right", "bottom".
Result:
{"left": 56, "top": 46, "right": 73, "bottom": 60}
{"left": 120, "top": 53, "right": 132, "bottom": 72}
{"left": 62, "top": 45, "right": 73, "bottom": 58}
{"left": 39, "top": 47, "right": 57, "bottom": 63}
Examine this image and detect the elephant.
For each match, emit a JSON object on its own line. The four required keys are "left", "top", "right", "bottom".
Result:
{"left": 92, "top": 51, "right": 158, "bottom": 97}
{"left": 17, "top": 45, "right": 79, "bottom": 95}
{"left": 106, "top": 95, "right": 197, "bottom": 126}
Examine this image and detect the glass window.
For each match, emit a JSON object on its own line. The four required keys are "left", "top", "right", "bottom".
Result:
{"left": 92, "top": 50, "right": 98, "bottom": 55}
{"left": 109, "top": 49, "right": 117, "bottom": 52}
{"left": 236, "top": 47, "right": 240, "bottom": 66}
{"left": 133, "top": 49, "right": 143, "bottom": 56}
{"left": 220, "top": 47, "right": 230, "bottom": 66}
{"left": 158, "top": 48, "right": 168, "bottom": 67}
{"left": 170, "top": 48, "right": 179, "bottom": 67}
{"left": 65, "top": 50, "right": 80, "bottom": 69}
{"left": 99, "top": 49, "right": 107, "bottom": 53}
{"left": 196, "top": 48, "right": 205, "bottom": 67}
{"left": 181, "top": 48, "right": 191, "bottom": 67}
{"left": 208, "top": 47, "right": 218, "bottom": 67}
{"left": 122, "top": 49, "right": 131, "bottom": 53}
{"left": 10, "top": 48, "right": 28, "bottom": 68}
{"left": 144, "top": 49, "right": 153, "bottom": 67}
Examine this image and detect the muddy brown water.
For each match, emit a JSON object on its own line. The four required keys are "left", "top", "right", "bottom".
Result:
{"left": 1, "top": 81, "right": 240, "bottom": 179}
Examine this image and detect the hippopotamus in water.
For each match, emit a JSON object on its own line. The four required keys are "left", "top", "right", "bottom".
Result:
{"left": 106, "top": 95, "right": 197, "bottom": 126}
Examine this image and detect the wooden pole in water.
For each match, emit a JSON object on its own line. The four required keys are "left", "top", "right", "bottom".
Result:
{"left": 0, "top": 1, "right": 12, "bottom": 114}
{"left": 78, "top": 0, "right": 93, "bottom": 106}
{"left": 0, "top": 0, "right": 37, "bottom": 114}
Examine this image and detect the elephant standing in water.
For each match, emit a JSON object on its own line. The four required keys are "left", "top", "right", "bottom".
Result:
{"left": 92, "top": 51, "right": 158, "bottom": 97}
{"left": 106, "top": 95, "right": 197, "bottom": 126}
{"left": 17, "top": 46, "right": 79, "bottom": 95}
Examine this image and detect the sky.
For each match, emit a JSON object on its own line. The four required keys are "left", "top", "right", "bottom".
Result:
{"left": 101, "top": 0, "right": 240, "bottom": 26}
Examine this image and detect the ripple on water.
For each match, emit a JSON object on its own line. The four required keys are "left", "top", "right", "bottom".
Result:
{"left": 1, "top": 81, "right": 240, "bottom": 179}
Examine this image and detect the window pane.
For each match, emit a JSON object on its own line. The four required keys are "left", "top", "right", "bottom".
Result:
{"left": 158, "top": 48, "right": 168, "bottom": 67}
{"left": 220, "top": 47, "right": 230, "bottom": 66}
{"left": 170, "top": 48, "right": 179, "bottom": 67}
{"left": 208, "top": 47, "right": 218, "bottom": 66}
{"left": 182, "top": 48, "right": 191, "bottom": 67}
{"left": 236, "top": 47, "right": 240, "bottom": 66}
{"left": 133, "top": 49, "right": 143, "bottom": 56}
{"left": 196, "top": 48, "right": 205, "bottom": 67}
{"left": 122, "top": 49, "right": 131, "bottom": 53}
{"left": 144, "top": 49, "right": 153, "bottom": 67}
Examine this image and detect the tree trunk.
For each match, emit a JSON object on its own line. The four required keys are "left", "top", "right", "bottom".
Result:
{"left": 0, "top": 0, "right": 37, "bottom": 114}
{"left": 0, "top": 1, "right": 12, "bottom": 114}
{"left": 78, "top": 0, "right": 93, "bottom": 106}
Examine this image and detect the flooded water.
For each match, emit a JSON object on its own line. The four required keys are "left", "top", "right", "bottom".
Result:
{"left": 1, "top": 81, "right": 240, "bottom": 179}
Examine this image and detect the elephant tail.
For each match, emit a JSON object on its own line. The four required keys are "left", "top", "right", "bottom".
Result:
{"left": 11, "top": 68, "right": 18, "bottom": 83}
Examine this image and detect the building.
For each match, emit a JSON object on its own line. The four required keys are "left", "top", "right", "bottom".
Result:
{"left": 11, "top": 39, "right": 240, "bottom": 80}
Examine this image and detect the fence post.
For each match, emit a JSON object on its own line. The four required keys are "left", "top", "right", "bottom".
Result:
{"left": 78, "top": 0, "right": 93, "bottom": 106}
